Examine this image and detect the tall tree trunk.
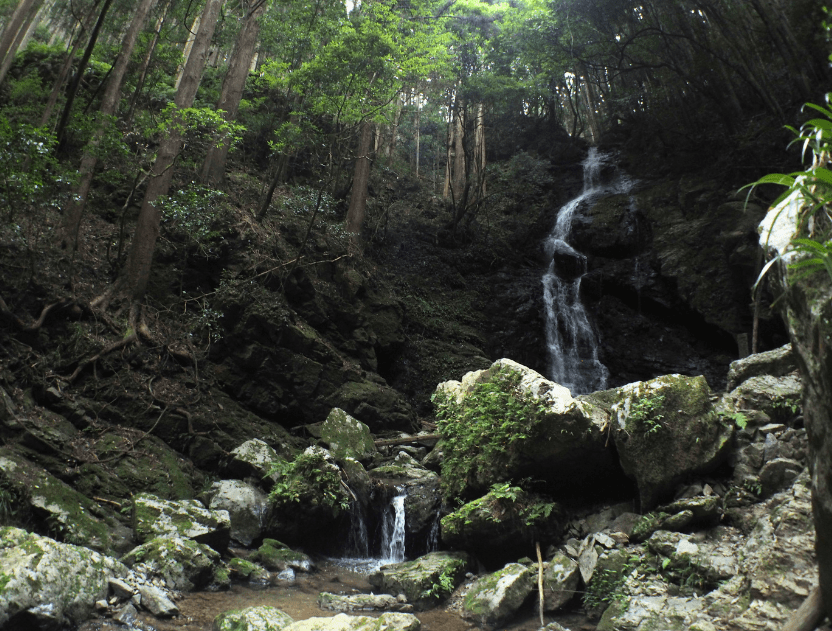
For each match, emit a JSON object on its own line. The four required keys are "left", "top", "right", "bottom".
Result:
{"left": 452, "top": 96, "right": 465, "bottom": 203}
{"left": 55, "top": 0, "right": 115, "bottom": 150}
{"left": 442, "top": 91, "right": 453, "bottom": 199}
{"left": 345, "top": 119, "right": 374, "bottom": 238}
{"left": 125, "top": 0, "right": 170, "bottom": 128}
{"left": 0, "top": 0, "right": 44, "bottom": 85}
{"left": 414, "top": 96, "right": 420, "bottom": 178}
{"left": 121, "top": 0, "right": 224, "bottom": 301}
{"left": 472, "top": 102, "right": 485, "bottom": 200}
{"left": 175, "top": 12, "right": 201, "bottom": 91}
{"left": 200, "top": 0, "right": 266, "bottom": 185}
{"left": 385, "top": 93, "right": 403, "bottom": 166}
{"left": 61, "top": 0, "right": 157, "bottom": 254}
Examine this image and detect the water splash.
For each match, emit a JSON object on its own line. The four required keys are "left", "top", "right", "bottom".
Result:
{"left": 542, "top": 148, "right": 634, "bottom": 394}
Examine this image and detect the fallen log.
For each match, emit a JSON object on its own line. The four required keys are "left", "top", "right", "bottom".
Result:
{"left": 373, "top": 433, "right": 441, "bottom": 447}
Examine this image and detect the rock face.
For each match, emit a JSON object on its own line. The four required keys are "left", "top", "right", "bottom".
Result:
{"left": 607, "top": 374, "right": 734, "bottom": 510}
{"left": 434, "top": 358, "right": 620, "bottom": 500}
{"left": 133, "top": 493, "right": 231, "bottom": 552}
{"left": 461, "top": 563, "right": 535, "bottom": 625}
{"left": 727, "top": 344, "right": 796, "bottom": 390}
{"left": 121, "top": 536, "right": 227, "bottom": 592}
{"left": 208, "top": 479, "right": 269, "bottom": 547}
{"left": 0, "top": 527, "right": 127, "bottom": 629}
{"left": 368, "top": 551, "right": 474, "bottom": 609}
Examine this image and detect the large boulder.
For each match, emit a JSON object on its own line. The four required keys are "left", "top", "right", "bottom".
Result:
{"left": 543, "top": 552, "right": 580, "bottom": 612}
{"left": 433, "top": 358, "right": 618, "bottom": 501}
{"left": 441, "top": 484, "right": 562, "bottom": 563}
{"left": 207, "top": 479, "right": 269, "bottom": 547}
{"left": 0, "top": 527, "right": 127, "bottom": 629}
{"left": 368, "top": 551, "right": 474, "bottom": 609}
{"left": 121, "top": 536, "right": 228, "bottom": 592}
{"left": 318, "top": 592, "right": 413, "bottom": 613}
{"left": 461, "top": 563, "right": 536, "bottom": 625}
{"left": 227, "top": 438, "right": 282, "bottom": 487}
{"left": 608, "top": 374, "right": 734, "bottom": 510}
{"left": 250, "top": 539, "right": 312, "bottom": 572}
{"left": 284, "top": 612, "right": 420, "bottom": 631}
{"left": 0, "top": 449, "right": 131, "bottom": 554}
{"left": 369, "top": 452, "right": 441, "bottom": 540}
{"left": 321, "top": 408, "right": 378, "bottom": 463}
{"left": 729, "top": 374, "right": 802, "bottom": 422}
{"left": 132, "top": 493, "right": 231, "bottom": 552}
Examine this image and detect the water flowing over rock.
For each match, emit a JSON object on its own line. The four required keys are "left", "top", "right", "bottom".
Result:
{"left": 542, "top": 148, "right": 634, "bottom": 394}
{"left": 132, "top": 493, "right": 231, "bottom": 552}
{"left": 121, "top": 535, "right": 228, "bottom": 592}
{"left": 0, "top": 527, "right": 128, "bottom": 629}
{"left": 606, "top": 374, "right": 734, "bottom": 511}
{"left": 368, "top": 551, "right": 474, "bottom": 610}
{"left": 461, "top": 562, "right": 535, "bottom": 625}
{"left": 207, "top": 479, "right": 269, "bottom": 547}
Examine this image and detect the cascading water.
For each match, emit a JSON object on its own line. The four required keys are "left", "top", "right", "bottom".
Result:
{"left": 542, "top": 148, "right": 634, "bottom": 394}
{"left": 379, "top": 490, "right": 406, "bottom": 563}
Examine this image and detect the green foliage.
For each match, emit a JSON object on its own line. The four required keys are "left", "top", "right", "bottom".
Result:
{"left": 158, "top": 184, "right": 226, "bottom": 256}
{"left": 278, "top": 185, "right": 338, "bottom": 219}
{"left": 421, "top": 568, "right": 456, "bottom": 600}
{"left": 267, "top": 450, "right": 348, "bottom": 514}
{"left": 432, "top": 367, "right": 547, "bottom": 500}
{"left": 584, "top": 562, "right": 634, "bottom": 612}
{"left": 631, "top": 512, "right": 669, "bottom": 542}
{"left": 626, "top": 394, "right": 666, "bottom": 436}
{"left": 726, "top": 411, "right": 748, "bottom": 429}
{"left": 154, "top": 104, "right": 245, "bottom": 147}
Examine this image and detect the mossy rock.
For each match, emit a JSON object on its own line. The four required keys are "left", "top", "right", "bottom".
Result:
{"left": 227, "top": 558, "right": 270, "bottom": 583}
{"left": 250, "top": 539, "right": 312, "bottom": 572}
{"left": 321, "top": 408, "right": 377, "bottom": 463}
{"left": 368, "top": 550, "right": 474, "bottom": 610}
{"left": 213, "top": 605, "right": 294, "bottom": 631}
{"left": 609, "top": 375, "right": 734, "bottom": 511}
{"left": 132, "top": 493, "right": 231, "bottom": 552}
{"left": 0, "top": 448, "right": 131, "bottom": 555}
{"left": 461, "top": 563, "right": 535, "bottom": 625}
{"left": 122, "top": 536, "right": 228, "bottom": 592}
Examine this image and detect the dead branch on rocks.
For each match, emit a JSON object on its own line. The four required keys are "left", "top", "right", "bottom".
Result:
{"left": 373, "top": 434, "right": 441, "bottom": 447}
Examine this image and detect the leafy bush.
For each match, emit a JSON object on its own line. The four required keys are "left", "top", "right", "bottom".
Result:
{"left": 267, "top": 448, "right": 348, "bottom": 515}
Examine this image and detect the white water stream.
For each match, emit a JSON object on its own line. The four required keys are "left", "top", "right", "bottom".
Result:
{"left": 542, "top": 148, "right": 634, "bottom": 394}
{"left": 379, "top": 490, "right": 406, "bottom": 563}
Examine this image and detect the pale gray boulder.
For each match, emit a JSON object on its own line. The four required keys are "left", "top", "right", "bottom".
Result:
{"left": 132, "top": 493, "right": 231, "bottom": 551}
{"left": 461, "top": 563, "right": 535, "bottom": 625}
{"left": 208, "top": 479, "right": 269, "bottom": 547}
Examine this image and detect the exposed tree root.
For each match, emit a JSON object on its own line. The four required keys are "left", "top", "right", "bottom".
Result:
{"left": 65, "top": 332, "right": 138, "bottom": 383}
{"left": 781, "top": 586, "right": 825, "bottom": 631}
{"left": 0, "top": 294, "right": 72, "bottom": 331}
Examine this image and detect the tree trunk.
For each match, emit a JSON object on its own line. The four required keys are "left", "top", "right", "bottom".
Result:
{"left": 472, "top": 102, "right": 485, "bottom": 201}
{"left": 385, "top": 94, "right": 403, "bottom": 166}
{"left": 61, "top": 0, "right": 157, "bottom": 254}
{"left": 0, "top": 0, "right": 45, "bottom": 86}
{"left": 55, "top": 0, "right": 115, "bottom": 150}
{"left": 125, "top": 0, "right": 170, "bottom": 128}
{"left": 345, "top": 119, "right": 374, "bottom": 238}
{"left": 200, "top": 0, "right": 266, "bottom": 185}
{"left": 442, "top": 95, "right": 453, "bottom": 199}
{"left": 452, "top": 96, "right": 465, "bottom": 203}
{"left": 175, "top": 12, "right": 201, "bottom": 91}
{"left": 122, "top": 0, "right": 224, "bottom": 301}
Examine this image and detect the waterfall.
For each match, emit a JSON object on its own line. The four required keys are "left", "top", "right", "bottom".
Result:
{"left": 345, "top": 500, "right": 370, "bottom": 558}
{"left": 542, "top": 148, "right": 634, "bottom": 394}
{"left": 380, "top": 490, "right": 406, "bottom": 563}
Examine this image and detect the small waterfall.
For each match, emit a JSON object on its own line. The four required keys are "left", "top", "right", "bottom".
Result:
{"left": 542, "top": 148, "right": 634, "bottom": 394}
{"left": 380, "top": 490, "right": 406, "bottom": 563}
{"left": 426, "top": 512, "right": 441, "bottom": 552}
{"left": 345, "top": 500, "right": 370, "bottom": 558}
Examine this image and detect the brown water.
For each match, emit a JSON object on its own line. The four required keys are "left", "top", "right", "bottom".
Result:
{"left": 81, "top": 561, "right": 595, "bottom": 631}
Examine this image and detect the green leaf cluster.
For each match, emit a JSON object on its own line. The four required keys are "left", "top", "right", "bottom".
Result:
{"left": 267, "top": 450, "right": 349, "bottom": 515}
{"left": 625, "top": 394, "right": 666, "bottom": 437}
{"left": 432, "top": 367, "right": 547, "bottom": 501}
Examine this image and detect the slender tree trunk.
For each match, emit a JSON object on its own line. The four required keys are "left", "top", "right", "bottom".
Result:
{"left": 200, "top": 0, "right": 266, "bottom": 185}
{"left": 345, "top": 119, "right": 374, "bottom": 237}
{"left": 452, "top": 96, "right": 465, "bottom": 203}
{"left": 175, "top": 12, "right": 201, "bottom": 91}
{"left": 414, "top": 96, "right": 420, "bottom": 178}
{"left": 472, "top": 102, "right": 485, "bottom": 200}
{"left": 125, "top": 0, "right": 170, "bottom": 128}
{"left": 61, "top": 0, "right": 157, "bottom": 254}
{"left": 385, "top": 94, "right": 403, "bottom": 166}
{"left": 55, "top": 0, "right": 115, "bottom": 150}
{"left": 0, "top": 0, "right": 44, "bottom": 85}
{"left": 442, "top": 92, "right": 453, "bottom": 199}
{"left": 122, "top": 0, "right": 224, "bottom": 301}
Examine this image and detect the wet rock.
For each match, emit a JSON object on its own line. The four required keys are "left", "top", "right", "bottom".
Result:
{"left": 207, "top": 479, "right": 269, "bottom": 547}
{"left": 321, "top": 408, "right": 378, "bottom": 463}
{"left": 727, "top": 344, "right": 796, "bottom": 390}
{"left": 369, "top": 452, "right": 441, "bottom": 538}
{"left": 285, "top": 612, "right": 420, "bottom": 631}
{"left": 434, "top": 358, "right": 618, "bottom": 501}
{"left": 213, "top": 605, "right": 294, "bottom": 631}
{"left": 608, "top": 374, "right": 733, "bottom": 511}
{"left": 318, "top": 592, "right": 413, "bottom": 612}
{"left": 0, "top": 448, "right": 131, "bottom": 554}
{"left": 0, "top": 527, "right": 127, "bottom": 629}
{"left": 368, "top": 551, "right": 474, "bottom": 609}
{"left": 441, "top": 485, "right": 562, "bottom": 564}
{"left": 138, "top": 584, "right": 179, "bottom": 617}
{"left": 227, "top": 558, "right": 271, "bottom": 584}
{"left": 251, "top": 539, "right": 312, "bottom": 572}
{"left": 113, "top": 602, "right": 138, "bottom": 625}
{"left": 542, "top": 552, "right": 580, "bottom": 612}
{"left": 227, "top": 438, "right": 281, "bottom": 487}
{"left": 461, "top": 563, "right": 535, "bottom": 625}
{"left": 121, "top": 535, "right": 227, "bottom": 592}
{"left": 132, "top": 493, "right": 231, "bottom": 552}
